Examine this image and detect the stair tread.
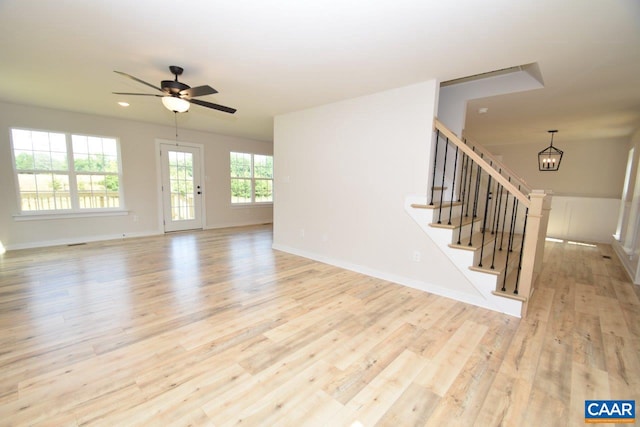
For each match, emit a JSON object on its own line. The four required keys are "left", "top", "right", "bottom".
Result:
{"left": 492, "top": 269, "right": 527, "bottom": 302}
{"left": 449, "top": 231, "right": 497, "bottom": 251}
{"left": 469, "top": 243, "right": 523, "bottom": 275}
{"left": 412, "top": 201, "right": 462, "bottom": 210}
{"left": 429, "top": 215, "right": 479, "bottom": 230}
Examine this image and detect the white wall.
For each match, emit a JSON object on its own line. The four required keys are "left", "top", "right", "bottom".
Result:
{"left": 483, "top": 137, "right": 628, "bottom": 199}
{"left": 0, "top": 102, "right": 272, "bottom": 250}
{"left": 438, "top": 65, "right": 544, "bottom": 138}
{"left": 273, "top": 80, "right": 486, "bottom": 300}
{"left": 547, "top": 196, "right": 620, "bottom": 243}
{"left": 481, "top": 137, "right": 627, "bottom": 245}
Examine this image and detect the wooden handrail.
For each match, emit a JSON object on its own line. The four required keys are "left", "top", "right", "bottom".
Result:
{"left": 462, "top": 134, "right": 532, "bottom": 194}
{"left": 434, "top": 118, "right": 531, "bottom": 207}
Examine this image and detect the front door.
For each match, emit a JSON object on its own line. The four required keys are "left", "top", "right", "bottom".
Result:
{"left": 159, "top": 143, "right": 203, "bottom": 232}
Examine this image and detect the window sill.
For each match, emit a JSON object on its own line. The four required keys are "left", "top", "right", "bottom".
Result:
{"left": 230, "top": 203, "right": 273, "bottom": 209}
{"left": 13, "top": 210, "right": 130, "bottom": 221}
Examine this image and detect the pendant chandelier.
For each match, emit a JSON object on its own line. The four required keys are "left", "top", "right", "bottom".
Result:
{"left": 538, "top": 130, "right": 563, "bottom": 171}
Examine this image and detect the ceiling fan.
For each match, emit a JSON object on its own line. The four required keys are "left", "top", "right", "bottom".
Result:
{"left": 113, "top": 65, "right": 236, "bottom": 114}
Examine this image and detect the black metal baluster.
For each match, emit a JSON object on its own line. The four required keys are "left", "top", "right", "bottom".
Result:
{"left": 477, "top": 174, "right": 493, "bottom": 267}
{"left": 457, "top": 154, "right": 470, "bottom": 245}
{"left": 448, "top": 146, "right": 459, "bottom": 225}
{"left": 491, "top": 169, "right": 502, "bottom": 234}
{"left": 490, "top": 184, "right": 504, "bottom": 270}
{"left": 472, "top": 154, "right": 483, "bottom": 219}
{"left": 429, "top": 129, "right": 440, "bottom": 206}
{"left": 502, "top": 196, "right": 519, "bottom": 292}
{"left": 465, "top": 148, "right": 476, "bottom": 218}
{"left": 509, "top": 198, "right": 519, "bottom": 252}
{"left": 437, "top": 137, "right": 449, "bottom": 224}
{"left": 499, "top": 178, "right": 512, "bottom": 251}
{"left": 514, "top": 208, "right": 529, "bottom": 295}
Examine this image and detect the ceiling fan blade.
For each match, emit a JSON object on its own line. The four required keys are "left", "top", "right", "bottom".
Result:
{"left": 180, "top": 85, "right": 218, "bottom": 98}
{"left": 189, "top": 98, "right": 237, "bottom": 114}
{"left": 114, "top": 71, "right": 164, "bottom": 93}
{"left": 112, "top": 92, "right": 163, "bottom": 97}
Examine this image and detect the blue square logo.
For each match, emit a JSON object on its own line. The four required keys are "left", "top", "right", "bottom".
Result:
{"left": 585, "top": 400, "right": 635, "bottom": 423}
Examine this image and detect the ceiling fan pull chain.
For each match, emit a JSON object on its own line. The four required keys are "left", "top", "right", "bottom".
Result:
{"left": 175, "top": 112, "right": 179, "bottom": 144}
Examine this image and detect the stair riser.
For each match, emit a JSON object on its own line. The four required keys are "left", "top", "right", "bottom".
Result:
{"left": 429, "top": 204, "right": 463, "bottom": 224}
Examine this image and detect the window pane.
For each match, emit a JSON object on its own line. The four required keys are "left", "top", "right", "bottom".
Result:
{"left": 32, "top": 131, "right": 51, "bottom": 152}
{"left": 33, "top": 151, "right": 52, "bottom": 170}
{"left": 17, "top": 173, "right": 37, "bottom": 211}
{"left": 50, "top": 133, "right": 67, "bottom": 153}
{"left": 255, "top": 179, "right": 273, "bottom": 202}
{"left": 254, "top": 155, "right": 273, "bottom": 179}
{"left": 14, "top": 150, "right": 35, "bottom": 170}
{"left": 11, "top": 129, "right": 33, "bottom": 151}
{"left": 77, "top": 174, "right": 119, "bottom": 209}
{"left": 231, "top": 178, "right": 252, "bottom": 203}
{"left": 51, "top": 151, "right": 68, "bottom": 170}
{"left": 104, "top": 155, "right": 119, "bottom": 173}
{"left": 72, "top": 135, "right": 88, "bottom": 153}
{"left": 230, "top": 152, "right": 251, "bottom": 178}
{"left": 52, "top": 174, "right": 71, "bottom": 209}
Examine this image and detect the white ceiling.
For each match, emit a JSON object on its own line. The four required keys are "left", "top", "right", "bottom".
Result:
{"left": 1, "top": 0, "right": 639, "bottom": 145}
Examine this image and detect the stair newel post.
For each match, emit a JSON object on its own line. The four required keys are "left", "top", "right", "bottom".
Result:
{"left": 477, "top": 172, "right": 493, "bottom": 267}
{"left": 429, "top": 129, "right": 440, "bottom": 206}
{"left": 518, "top": 190, "right": 548, "bottom": 317}
{"left": 437, "top": 137, "right": 449, "bottom": 224}
{"left": 447, "top": 146, "right": 459, "bottom": 225}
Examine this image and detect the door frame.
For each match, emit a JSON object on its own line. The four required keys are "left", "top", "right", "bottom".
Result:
{"left": 155, "top": 139, "right": 206, "bottom": 232}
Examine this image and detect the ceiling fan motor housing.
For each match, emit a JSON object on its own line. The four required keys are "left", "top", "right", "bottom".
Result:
{"left": 162, "top": 80, "right": 190, "bottom": 96}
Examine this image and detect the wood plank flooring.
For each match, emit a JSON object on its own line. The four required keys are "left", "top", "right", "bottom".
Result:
{"left": 0, "top": 225, "right": 638, "bottom": 426}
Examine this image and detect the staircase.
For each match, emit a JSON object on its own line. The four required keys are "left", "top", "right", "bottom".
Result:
{"left": 405, "top": 119, "right": 551, "bottom": 318}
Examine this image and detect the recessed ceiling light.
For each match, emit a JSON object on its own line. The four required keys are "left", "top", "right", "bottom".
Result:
{"left": 118, "top": 101, "right": 130, "bottom": 107}
{"left": 478, "top": 107, "right": 489, "bottom": 114}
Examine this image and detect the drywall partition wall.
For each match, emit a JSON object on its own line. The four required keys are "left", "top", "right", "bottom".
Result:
{"left": 438, "top": 64, "right": 544, "bottom": 138}
{"left": 273, "top": 80, "right": 489, "bottom": 305}
{"left": 0, "top": 101, "right": 272, "bottom": 250}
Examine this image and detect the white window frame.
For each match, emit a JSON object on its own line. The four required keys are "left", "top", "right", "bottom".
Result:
{"left": 230, "top": 151, "right": 273, "bottom": 205}
{"left": 10, "top": 128, "right": 125, "bottom": 218}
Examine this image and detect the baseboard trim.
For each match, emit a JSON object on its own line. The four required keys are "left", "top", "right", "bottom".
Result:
{"left": 5, "top": 230, "right": 163, "bottom": 251}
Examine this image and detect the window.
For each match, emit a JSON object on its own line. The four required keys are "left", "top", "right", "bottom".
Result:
{"left": 230, "top": 152, "right": 273, "bottom": 204}
{"left": 11, "top": 128, "right": 123, "bottom": 213}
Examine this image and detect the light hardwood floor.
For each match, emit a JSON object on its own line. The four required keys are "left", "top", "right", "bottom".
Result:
{"left": 0, "top": 225, "right": 638, "bottom": 426}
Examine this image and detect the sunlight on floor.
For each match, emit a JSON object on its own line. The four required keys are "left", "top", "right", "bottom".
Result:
{"left": 545, "top": 237, "right": 564, "bottom": 243}
{"left": 567, "top": 240, "right": 597, "bottom": 248}
{"left": 545, "top": 237, "right": 597, "bottom": 248}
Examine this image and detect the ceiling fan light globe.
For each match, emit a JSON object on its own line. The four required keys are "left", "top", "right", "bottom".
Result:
{"left": 162, "top": 96, "right": 190, "bottom": 113}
